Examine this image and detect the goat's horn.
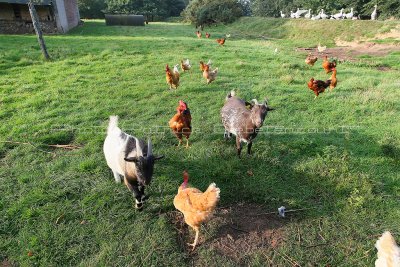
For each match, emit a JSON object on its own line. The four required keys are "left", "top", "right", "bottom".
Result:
{"left": 136, "top": 138, "right": 143, "bottom": 157}
{"left": 251, "top": 99, "right": 259, "bottom": 105}
{"left": 147, "top": 139, "right": 153, "bottom": 156}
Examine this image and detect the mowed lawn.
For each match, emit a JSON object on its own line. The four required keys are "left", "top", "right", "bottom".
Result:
{"left": 0, "top": 19, "right": 399, "bottom": 266}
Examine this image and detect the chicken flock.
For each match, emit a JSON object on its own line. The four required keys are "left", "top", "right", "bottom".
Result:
{"left": 112, "top": 29, "right": 398, "bottom": 261}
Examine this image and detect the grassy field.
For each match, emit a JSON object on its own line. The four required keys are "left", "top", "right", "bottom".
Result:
{"left": 1, "top": 18, "right": 399, "bottom": 266}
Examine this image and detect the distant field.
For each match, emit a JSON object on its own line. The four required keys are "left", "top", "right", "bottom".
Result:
{"left": 0, "top": 18, "right": 399, "bottom": 266}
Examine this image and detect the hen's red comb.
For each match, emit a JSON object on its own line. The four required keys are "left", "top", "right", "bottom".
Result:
{"left": 183, "top": 170, "right": 189, "bottom": 183}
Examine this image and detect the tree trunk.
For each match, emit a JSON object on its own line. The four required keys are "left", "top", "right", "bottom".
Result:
{"left": 28, "top": 1, "right": 50, "bottom": 60}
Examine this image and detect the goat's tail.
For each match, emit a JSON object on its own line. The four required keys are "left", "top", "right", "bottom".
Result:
{"left": 226, "top": 90, "right": 235, "bottom": 101}
{"left": 107, "top": 116, "right": 119, "bottom": 135}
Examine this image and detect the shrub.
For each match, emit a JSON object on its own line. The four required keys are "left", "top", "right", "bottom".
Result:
{"left": 183, "top": 0, "right": 243, "bottom": 27}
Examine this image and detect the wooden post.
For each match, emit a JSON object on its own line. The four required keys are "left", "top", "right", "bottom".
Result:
{"left": 28, "top": 0, "right": 50, "bottom": 60}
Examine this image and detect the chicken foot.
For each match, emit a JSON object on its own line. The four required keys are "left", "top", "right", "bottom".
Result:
{"left": 187, "top": 227, "right": 200, "bottom": 251}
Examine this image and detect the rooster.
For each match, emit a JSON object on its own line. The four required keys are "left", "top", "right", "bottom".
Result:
{"left": 173, "top": 171, "right": 220, "bottom": 251}
{"left": 169, "top": 100, "right": 191, "bottom": 147}
{"left": 308, "top": 77, "right": 331, "bottom": 98}
{"left": 322, "top": 55, "right": 337, "bottom": 73}
{"left": 375, "top": 231, "right": 400, "bottom": 267}
{"left": 205, "top": 32, "right": 210, "bottom": 38}
{"left": 196, "top": 31, "right": 202, "bottom": 38}
{"left": 305, "top": 53, "right": 318, "bottom": 66}
{"left": 202, "top": 64, "right": 218, "bottom": 84}
{"left": 329, "top": 68, "right": 337, "bottom": 90}
{"left": 216, "top": 38, "right": 225, "bottom": 46}
{"left": 180, "top": 59, "right": 191, "bottom": 72}
{"left": 199, "top": 60, "right": 212, "bottom": 73}
{"left": 166, "top": 64, "right": 180, "bottom": 90}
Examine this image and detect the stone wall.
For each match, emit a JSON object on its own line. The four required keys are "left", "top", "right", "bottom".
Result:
{"left": 0, "top": 20, "right": 57, "bottom": 34}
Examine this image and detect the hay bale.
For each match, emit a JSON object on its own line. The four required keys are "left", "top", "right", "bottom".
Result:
{"left": 105, "top": 14, "right": 145, "bottom": 26}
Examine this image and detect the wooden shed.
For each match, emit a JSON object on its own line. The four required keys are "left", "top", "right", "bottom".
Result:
{"left": 0, "top": 0, "right": 80, "bottom": 34}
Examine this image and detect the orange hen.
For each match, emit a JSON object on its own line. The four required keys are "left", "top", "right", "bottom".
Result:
{"left": 322, "top": 55, "right": 337, "bottom": 73}
{"left": 169, "top": 100, "right": 192, "bottom": 147}
{"left": 202, "top": 64, "right": 219, "bottom": 84}
{"left": 308, "top": 78, "right": 331, "bottom": 98}
{"left": 305, "top": 53, "right": 318, "bottom": 66}
{"left": 199, "top": 60, "right": 211, "bottom": 73}
{"left": 196, "top": 31, "right": 202, "bottom": 38}
{"left": 205, "top": 32, "right": 210, "bottom": 38}
{"left": 216, "top": 38, "right": 225, "bottom": 45}
{"left": 173, "top": 171, "right": 220, "bottom": 250}
{"left": 166, "top": 64, "right": 180, "bottom": 90}
{"left": 329, "top": 68, "right": 337, "bottom": 90}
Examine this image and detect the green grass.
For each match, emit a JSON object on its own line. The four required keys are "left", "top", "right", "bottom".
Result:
{"left": 1, "top": 18, "right": 399, "bottom": 266}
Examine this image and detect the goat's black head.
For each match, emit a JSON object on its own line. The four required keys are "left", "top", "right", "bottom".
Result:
{"left": 250, "top": 99, "right": 274, "bottom": 128}
{"left": 124, "top": 139, "right": 164, "bottom": 186}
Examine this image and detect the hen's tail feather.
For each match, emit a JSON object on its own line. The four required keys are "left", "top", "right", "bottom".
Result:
{"left": 226, "top": 90, "right": 235, "bottom": 100}
{"left": 203, "top": 183, "right": 220, "bottom": 209}
{"left": 107, "top": 116, "right": 119, "bottom": 135}
{"left": 375, "top": 231, "right": 400, "bottom": 267}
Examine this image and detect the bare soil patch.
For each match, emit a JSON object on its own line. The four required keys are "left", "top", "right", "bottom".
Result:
{"left": 1, "top": 260, "right": 13, "bottom": 267}
{"left": 296, "top": 42, "right": 400, "bottom": 62}
{"left": 168, "top": 203, "right": 287, "bottom": 265}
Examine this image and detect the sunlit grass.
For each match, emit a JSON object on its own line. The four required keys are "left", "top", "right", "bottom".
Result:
{"left": 0, "top": 19, "right": 399, "bottom": 266}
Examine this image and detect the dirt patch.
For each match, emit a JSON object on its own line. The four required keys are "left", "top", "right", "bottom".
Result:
{"left": 376, "top": 66, "right": 392, "bottom": 71}
{"left": 210, "top": 203, "right": 285, "bottom": 262}
{"left": 168, "top": 203, "right": 287, "bottom": 265}
{"left": 1, "top": 260, "right": 13, "bottom": 267}
{"left": 296, "top": 42, "right": 400, "bottom": 62}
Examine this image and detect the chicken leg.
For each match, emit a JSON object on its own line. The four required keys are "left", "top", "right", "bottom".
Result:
{"left": 185, "top": 138, "right": 190, "bottom": 148}
{"left": 187, "top": 226, "right": 200, "bottom": 251}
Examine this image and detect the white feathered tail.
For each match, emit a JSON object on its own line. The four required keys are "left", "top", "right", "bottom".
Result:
{"left": 375, "top": 231, "right": 400, "bottom": 267}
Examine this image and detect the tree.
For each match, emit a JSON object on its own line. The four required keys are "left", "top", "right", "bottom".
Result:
{"left": 183, "top": 0, "right": 243, "bottom": 27}
{"left": 78, "top": 0, "right": 106, "bottom": 19}
{"left": 103, "top": 0, "right": 185, "bottom": 20}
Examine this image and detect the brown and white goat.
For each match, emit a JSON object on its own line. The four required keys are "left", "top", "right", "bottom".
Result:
{"left": 221, "top": 91, "right": 274, "bottom": 157}
{"left": 103, "top": 116, "right": 164, "bottom": 210}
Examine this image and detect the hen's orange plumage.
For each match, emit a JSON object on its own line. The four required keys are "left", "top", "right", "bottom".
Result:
{"left": 199, "top": 60, "right": 211, "bottom": 73}
{"left": 305, "top": 53, "right": 318, "bottom": 66}
{"left": 173, "top": 171, "right": 220, "bottom": 250}
{"left": 308, "top": 77, "right": 331, "bottom": 98}
{"left": 166, "top": 64, "right": 180, "bottom": 90}
{"left": 202, "top": 64, "right": 218, "bottom": 84}
{"left": 205, "top": 32, "right": 210, "bottom": 38}
{"left": 329, "top": 68, "right": 337, "bottom": 90}
{"left": 169, "top": 100, "right": 192, "bottom": 147}
{"left": 196, "top": 31, "right": 202, "bottom": 38}
{"left": 322, "top": 55, "right": 337, "bottom": 73}
{"left": 216, "top": 38, "right": 225, "bottom": 45}
{"left": 180, "top": 59, "right": 191, "bottom": 72}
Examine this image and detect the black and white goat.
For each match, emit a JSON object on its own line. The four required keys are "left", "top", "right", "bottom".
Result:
{"left": 103, "top": 116, "right": 164, "bottom": 210}
{"left": 221, "top": 91, "right": 274, "bottom": 157}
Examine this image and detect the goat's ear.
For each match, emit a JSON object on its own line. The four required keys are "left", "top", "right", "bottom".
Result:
{"left": 154, "top": 155, "right": 164, "bottom": 161}
{"left": 267, "top": 107, "right": 275, "bottom": 111}
{"left": 124, "top": 157, "right": 139, "bottom": 162}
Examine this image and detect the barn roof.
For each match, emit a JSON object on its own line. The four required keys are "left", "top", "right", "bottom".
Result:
{"left": 0, "top": 0, "right": 52, "bottom": 5}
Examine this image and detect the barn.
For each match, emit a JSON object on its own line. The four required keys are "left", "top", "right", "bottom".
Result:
{"left": 0, "top": 0, "right": 80, "bottom": 34}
